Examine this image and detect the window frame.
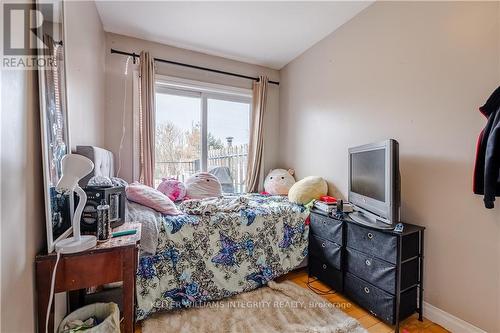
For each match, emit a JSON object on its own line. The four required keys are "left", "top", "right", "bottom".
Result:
{"left": 154, "top": 75, "right": 252, "bottom": 174}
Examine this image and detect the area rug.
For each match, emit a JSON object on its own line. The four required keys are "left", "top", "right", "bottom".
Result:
{"left": 142, "top": 281, "right": 367, "bottom": 333}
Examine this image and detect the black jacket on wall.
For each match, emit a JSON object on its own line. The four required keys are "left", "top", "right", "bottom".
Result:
{"left": 473, "top": 86, "right": 500, "bottom": 209}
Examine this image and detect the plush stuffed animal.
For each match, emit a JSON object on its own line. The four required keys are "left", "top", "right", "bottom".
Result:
{"left": 264, "top": 169, "right": 296, "bottom": 195}
{"left": 288, "top": 176, "right": 328, "bottom": 204}
{"left": 185, "top": 172, "right": 222, "bottom": 199}
{"left": 87, "top": 175, "right": 113, "bottom": 187}
{"left": 157, "top": 178, "right": 187, "bottom": 202}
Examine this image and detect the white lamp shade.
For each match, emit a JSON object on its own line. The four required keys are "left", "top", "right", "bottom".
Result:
{"left": 56, "top": 154, "right": 94, "bottom": 193}
{"left": 54, "top": 154, "right": 97, "bottom": 254}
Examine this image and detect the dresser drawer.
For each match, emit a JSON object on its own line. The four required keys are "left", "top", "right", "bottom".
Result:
{"left": 346, "top": 247, "right": 396, "bottom": 294}
{"left": 309, "top": 257, "right": 343, "bottom": 292}
{"left": 346, "top": 223, "right": 397, "bottom": 264}
{"left": 344, "top": 272, "right": 395, "bottom": 323}
{"left": 310, "top": 212, "right": 343, "bottom": 245}
{"left": 344, "top": 272, "right": 418, "bottom": 325}
{"left": 309, "top": 234, "right": 342, "bottom": 270}
{"left": 346, "top": 247, "right": 420, "bottom": 294}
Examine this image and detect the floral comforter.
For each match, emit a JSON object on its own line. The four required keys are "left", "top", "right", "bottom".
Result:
{"left": 135, "top": 194, "right": 309, "bottom": 320}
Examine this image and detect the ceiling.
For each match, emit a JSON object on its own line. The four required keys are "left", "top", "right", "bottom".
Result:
{"left": 95, "top": 1, "right": 373, "bottom": 70}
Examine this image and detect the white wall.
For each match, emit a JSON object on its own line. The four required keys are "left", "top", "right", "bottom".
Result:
{"left": 65, "top": 0, "right": 106, "bottom": 150}
{"left": 0, "top": 2, "right": 106, "bottom": 332}
{"left": 279, "top": 1, "right": 500, "bottom": 331}
{"left": 1, "top": 64, "right": 45, "bottom": 333}
{"left": 104, "top": 32, "right": 280, "bottom": 183}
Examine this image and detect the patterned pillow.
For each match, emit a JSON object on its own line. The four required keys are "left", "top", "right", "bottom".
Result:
{"left": 185, "top": 172, "right": 222, "bottom": 199}
{"left": 126, "top": 182, "right": 181, "bottom": 215}
{"left": 157, "top": 178, "right": 187, "bottom": 201}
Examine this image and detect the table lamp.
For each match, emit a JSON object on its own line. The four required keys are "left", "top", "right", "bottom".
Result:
{"left": 54, "top": 154, "right": 97, "bottom": 253}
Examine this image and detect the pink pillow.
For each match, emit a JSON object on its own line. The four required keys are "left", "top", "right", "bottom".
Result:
{"left": 157, "top": 178, "right": 187, "bottom": 201}
{"left": 126, "top": 182, "right": 181, "bottom": 215}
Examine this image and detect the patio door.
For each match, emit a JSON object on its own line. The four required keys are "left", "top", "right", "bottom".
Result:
{"left": 155, "top": 77, "right": 251, "bottom": 193}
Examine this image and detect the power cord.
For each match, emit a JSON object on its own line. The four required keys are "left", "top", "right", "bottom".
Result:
{"left": 306, "top": 275, "right": 337, "bottom": 296}
{"left": 46, "top": 250, "right": 62, "bottom": 333}
{"left": 117, "top": 56, "right": 132, "bottom": 177}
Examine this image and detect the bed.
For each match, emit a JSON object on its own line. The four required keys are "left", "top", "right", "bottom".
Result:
{"left": 128, "top": 194, "right": 309, "bottom": 320}
{"left": 77, "top": 146, "right": 310, "bottom": 321}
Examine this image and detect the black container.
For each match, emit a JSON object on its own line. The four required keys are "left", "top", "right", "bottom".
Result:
{"left": 97, "top": 200, "right": 110, "bottom": 242}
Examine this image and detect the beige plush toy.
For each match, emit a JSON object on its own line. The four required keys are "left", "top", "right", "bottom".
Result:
{"left": 263, "top": 169, "right": 296, "bottom": 195}
{"left": 288, "top": 176, "right": 328, "bottom": 204}
{"left": 185, "top": 172, "right": 222, "bottom": 199}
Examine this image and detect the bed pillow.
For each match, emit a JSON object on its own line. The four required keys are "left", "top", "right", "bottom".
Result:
{"left": 288, "top": 176, "right": 328, "bottom": 205}
{"left": 126, "top": 182, "right": 181, "bottom": 215}
{"left": 157, "top": 178, "right": 187, "bottom": 201}
{"left": 185, "top": 172, "right": 222, "bottom": 199}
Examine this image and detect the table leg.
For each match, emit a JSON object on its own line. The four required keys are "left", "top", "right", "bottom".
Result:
{"left": 68, "top": 289, "right": 86, "bottom": 312}
{"left": 418, "top": 230, "right": 425, "bottom": 321}
{"left": 122, "top": 247, "right": 136, "bottom": 333}
{"left": 36, "top": 260, "right": 55, "bottom": 333}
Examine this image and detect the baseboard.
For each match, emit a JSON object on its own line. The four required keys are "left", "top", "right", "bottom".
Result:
{"left": 424, "top": 302, "right": 486, "bottom": 333}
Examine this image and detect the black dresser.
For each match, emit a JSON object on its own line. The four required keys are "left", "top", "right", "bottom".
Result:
{"left": 308, "top": 209, "right": 424, "bottom": 331}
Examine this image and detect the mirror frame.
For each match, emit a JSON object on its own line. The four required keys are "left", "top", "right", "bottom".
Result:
{"left": 36, "top": 0, "right": 72, "bottom": 253}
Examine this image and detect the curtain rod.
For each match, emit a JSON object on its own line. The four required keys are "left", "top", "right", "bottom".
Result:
{"left": 110, "top": 48, "right": 279, "bottom": 86}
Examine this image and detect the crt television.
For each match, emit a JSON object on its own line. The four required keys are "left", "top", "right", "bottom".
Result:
{"left": 348, "top": 139, "right": 400, "bottom": 229}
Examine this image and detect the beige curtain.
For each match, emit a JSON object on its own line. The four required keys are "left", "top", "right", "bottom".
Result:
{"left": 139, "top": 51, "right": 156, "bottom": 187}
{"left": 246, "top": 75, "right": 268, "bottom": 192}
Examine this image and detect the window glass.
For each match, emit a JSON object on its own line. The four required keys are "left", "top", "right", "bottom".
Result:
{"left": 207, "top": 98, "right": 250, "bottom": 193}
{"left": 155, "top": 84, "right": 251, "bottom": 193}
{"left": 155, "top": 92, "right": 201, "bottom": 187}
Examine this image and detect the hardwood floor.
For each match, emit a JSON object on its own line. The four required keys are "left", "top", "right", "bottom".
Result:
{"left": 276, "top": 269, "right": 449, "bottom": 333}
{"left": 135, "top": 269, "right": 449, "bottom": 333}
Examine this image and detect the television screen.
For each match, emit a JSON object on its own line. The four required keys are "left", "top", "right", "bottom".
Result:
{"left": 351, "top": 148, "right": 386, "bottom": 202}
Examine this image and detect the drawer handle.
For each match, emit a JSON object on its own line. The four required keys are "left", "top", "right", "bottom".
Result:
{"left": 322, "top": 264, "right": 327, "bottom": 270}
{"left": 364, "top": 287, "right": 370, "bottom": 294}
{"left": 365, "top": 259, "right": 372, "bottom": 266}
{"left": 367, "top": 232, "right": 373, "bottom": 240}
{"left": 321, "top": 242, "right": 326, "bottom": 248}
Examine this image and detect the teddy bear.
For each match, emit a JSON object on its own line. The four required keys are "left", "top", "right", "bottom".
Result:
{"left": 263, "top": 169, "right": 296, "bottom": 195}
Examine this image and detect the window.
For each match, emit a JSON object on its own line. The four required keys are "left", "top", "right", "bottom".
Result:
{"left": 155, "top": 77, "right": 252, "bottom": 193}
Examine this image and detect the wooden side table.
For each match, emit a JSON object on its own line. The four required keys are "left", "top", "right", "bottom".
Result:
{"left": 35, "top": 223, "right": 141, "bottom": 333}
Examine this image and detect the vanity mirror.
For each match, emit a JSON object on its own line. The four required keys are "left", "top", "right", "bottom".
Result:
{"left": 37, "top": 0, "right": 72, "bottom": 252}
